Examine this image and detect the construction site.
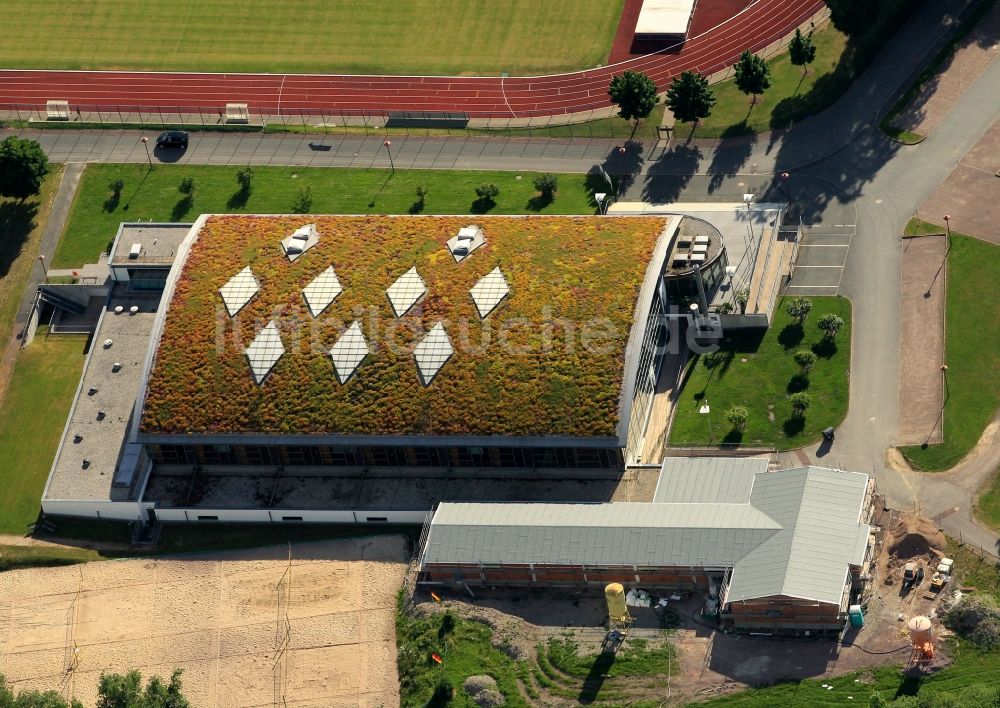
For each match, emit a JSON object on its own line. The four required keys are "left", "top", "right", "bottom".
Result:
{"left": 0, "top": 536, "right": 409, "bottom": 708}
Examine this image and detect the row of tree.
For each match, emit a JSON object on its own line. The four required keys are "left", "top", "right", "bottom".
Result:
{"left": 0, "top": 669, "right": 189, "bottom": 708}
{"left": 608, "top": 29, "right": 818, "bottom": 131}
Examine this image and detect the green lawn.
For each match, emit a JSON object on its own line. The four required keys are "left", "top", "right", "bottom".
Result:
{"left": 0, "top": 332, "right": 88, "bottom": 535}
{"left": 54, "top": 164, "right": 603, "bottom": 268}
{"left": 900, "top": 233, "right": 1000, "bottom": 471}
{"left": 669, "top": 297, "right": 852, "bottom": 449}
{"left": 0, "top": 0, "right": 623, "bottom": 75}
{"left": 681, "top": 25, "right": 849, "bottom": 139}
{"left": 974, "top": 467, "right": 1000, "bottom": 534}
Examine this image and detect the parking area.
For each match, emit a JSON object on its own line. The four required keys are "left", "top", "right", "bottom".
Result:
{"left": 787, "top": 223, "right": 855, "bottom": 295}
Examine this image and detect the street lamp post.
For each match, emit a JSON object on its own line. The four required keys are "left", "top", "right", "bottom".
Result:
{"left": 140, "top": 136, "right": 152, "bottom": 167}
{"left": 38, "top": 254, "right": 48, "bottom": 284}
{"left": 943, "top": 214, "right": 951, "bottom": 238}
{"left": 383, "top": 140, "right": 394, "bottom": 173}
{"left": 595, "top": 192, "right": 608, "bottom": 215}
{"left": 779, "top": 171, "right": 791, "bottom": 202}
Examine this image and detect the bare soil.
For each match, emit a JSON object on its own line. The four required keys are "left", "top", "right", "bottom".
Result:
{"left": 0, "top": 536, "right": 409, "bottom": 708}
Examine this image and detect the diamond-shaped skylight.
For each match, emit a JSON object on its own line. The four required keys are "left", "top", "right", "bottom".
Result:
{"left": 469, "top": 267, "right": 510, "bottom": 318}
{"left": 302, "top": 266, "right": 343, "bottom": 317}
{"left": 281, "top": 223, "right": 320, "bottom": 261}
{"left": 413, "top": 322, "right": 453, "bottom": 385}
{"left": 328, "top": 320, "right": 369, "bottom": 384}
{"left": 245, "top": 320, "right": 285, "bottom": 384}
{"left": 386, "top": 266, "right": 427, "bottom": 317}
{"left": 219, "top": 266, "right": 259, "bottom": 316}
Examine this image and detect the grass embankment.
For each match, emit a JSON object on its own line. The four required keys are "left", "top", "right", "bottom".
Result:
{"left": 900, "top": 227, "right": 1000, "bottom": 471}
{"left": 0, "top": 167, "right": 63, "bottom": 348}
{"left": 0, "top": 0, "right": 622, "bottom": 75}
{"left": 0, "top": 332, "right": 87, "bottom": 536}
{"left": 54, "top": 164, "right": 603, "bottom": 268}
{"left": 880, "top": 0, "right": 999, "bottom": 144}
{"left": 974, "top": 468, "right": 1000, "bottom": 535}
{"left": 396, "top": 598, "right": 674, "bottom": 706}
{"left": 670, "top": 297, "right": 851, "bottom": 449}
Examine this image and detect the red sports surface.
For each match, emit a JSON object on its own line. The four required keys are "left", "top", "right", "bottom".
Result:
{"left": 0, "top": 0, "right": 822, "bottom": 118}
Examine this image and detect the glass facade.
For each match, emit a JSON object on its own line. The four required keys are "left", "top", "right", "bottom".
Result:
{"left": 128, "top": 267, "right": 172, "bottom": 291}
{"left": 624, "top": 281, "right": 670, "bottom": 463}
{"left": 146, "top": 443, "right": 622, "bottom": 469}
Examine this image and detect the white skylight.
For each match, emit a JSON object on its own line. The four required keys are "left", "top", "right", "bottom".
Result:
{"left": 219, "top": 266, "right": 259, "bottom": 316}
{"left": 386, "top": 266, "right": 427, "bottom": 317}
{"left": 281, "top": 223, "right": 320, "bottom": 261}
{"left": 302, "top": 266, "right": 343, "bottom": 317}
{"left": 245, "top": 320, "right": 285, "bottom": 384}
{"left": 328, "top": 320, "right": 369, "bottom": 384}
{"left": 413, "top": 322, "right": 453, "bottom": 385}
{"left": 469, "top": 267, "right": 510, "bottom": 318}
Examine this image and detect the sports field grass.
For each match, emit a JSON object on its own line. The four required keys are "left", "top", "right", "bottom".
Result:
{"left": 0, "top": 0, "right": 623, "bottom": 75}
{"left": 0, "top": 331, "right": 88, "bottom": 535}
{"left": 53, "top": 164, "right": 602, "bottom": 267}
{"left": 900, "top": 228, "right": 1000, "bottom": 471}
{"left": 669, "top": 296, "right": 852, "bottom": 450}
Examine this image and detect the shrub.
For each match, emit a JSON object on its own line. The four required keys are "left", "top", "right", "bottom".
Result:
{"left": 178, "top": 176, "right": 195, "bottom": 195}
{"left": 428, "top": 678, "right": 453, "bottom": 707}
{"left": 789, "top": 392, "right": 811, "bottom": 417}
{"left": 726, "top": 405, "right": 749, "bottom": 432}
{"left": 473, "top": 688, "right": 505, "bottom": 707}
{"left": 463, "top": 675, "right": 498, "bottom": 696}
{"left": 236, "top": 166, "right": 253, "bottom": 191}
{"left": 475, "top": 183, "right": 500, "bottom": 202}
{"left": 944, "top": 594, "right": 1000, "bottom": 649}
{"left": 292, "top": 185, "right": 313, "bottom": 214}
{"left": 785, "top": 296, "right": 813, "bottom": 323}
{"left": 533, "top": 173, "right": 558, "bottom": 200}
{"left": 793, "top": 349, "right": 817, "bottom": 373}
{"left": 439, "top": 611, "right": 456, "bottom": 637}
{"left": 734, "top": 289, "right": 750, "bottom": 314}
{"left": 109, "top": 178, "right": 125, "bottom": 197}
{"left": 818, "top": 313, "right": 845, "bottom": 339}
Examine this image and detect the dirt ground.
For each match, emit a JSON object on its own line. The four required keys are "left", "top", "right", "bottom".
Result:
{"left": 0, "top": 535, "right": 409, "bottom": 708}
{"left": 919, "top": 118, "right": 1000, "bottom": 244}
{"left": 897, "top": 2, "right": 1000, "bottom": 136}
{"left": 897, "top": 235, "right": 947, "bottom": 446}
{"left": 416, "top": 510, "right": 959, "bottom": 705}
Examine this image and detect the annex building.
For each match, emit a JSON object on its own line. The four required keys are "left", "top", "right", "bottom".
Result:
{"left": 418, "top": 458, "right": 879, "bottom": 636}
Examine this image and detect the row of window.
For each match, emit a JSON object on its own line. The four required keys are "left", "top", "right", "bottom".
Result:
{"left": 147, "top": 443, "right": 623, "bottom": 469}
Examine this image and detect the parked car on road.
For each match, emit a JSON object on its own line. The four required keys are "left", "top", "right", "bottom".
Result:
{"left": 155, "top": 130, "right": 189, "bottom": 149}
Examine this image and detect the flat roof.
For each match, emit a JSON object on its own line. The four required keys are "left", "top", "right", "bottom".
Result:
{"left": 44, "top": 288, "right": 163, "bottom": 502}
{"left": 635, "top": 0, "right": 697, "bottom": 36}
{"left": 109, "top": 223, "right": 191, "bottom": 267}
{"left": 139, "top": 215, "right": 670, "bottom": 440}
{"left": 422, "top": 462, "right": 872, "bottom": 605}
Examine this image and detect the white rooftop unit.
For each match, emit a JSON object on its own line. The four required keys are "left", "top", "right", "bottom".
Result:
{"left": 446, "top": 225, "right": 486, "bottom": 262}
{"left": 280, "top": 223, "right": 320, "bottom": 261}
{"left": 634, "top": 0, "right": 697, "bottom": 39}
{"left": 128, "top": 243, "right": 142, "bottom": 259}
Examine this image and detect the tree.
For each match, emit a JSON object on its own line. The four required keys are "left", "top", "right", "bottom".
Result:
{"left": 825, "top": 0, "right": 879, "bottom": 37}
{"left": 0, "top": 136, "right": 49, "bottom": 200}
{"left": 726, "top": 405, "right": 749, "bottom": 432}
{"left": 817, "top": 313, "right": 845, "bottom": 339}
{"left": 0, "top": 675, "right": 82, "bottom": 708}
{"left": 608, "top": 70, "right": 659, "bottom": 127}
{"left": 533, "top": 173, "right": 558, "bottom": 201}
{"left": 733, "top": 50, "right": 772, "bottom": 104}
{"left": 292, "top": 185, "right": 313, "bottom": 214}
{"left": 109, "top": 178, "right": 125, "bottom": 198}
{"left": 869, "top": 690, "right": 888, "bottom": 708}
{"left": 97, "top": 669, "right": 190, "bottom": 708}
{"left": 785, "top": 296, "right": 813, "bottom": 323}
{"left": 788, "top": 29, "right": 817, "bottom": 76}
{"left": 794, "top": 349, "right": 817, "bottom": 373}
{"left": 236, "top": 166, "right": 253, "bottom": 193}
{"left": 734, "top": 288, "right": 750, "bottom": 314}
{"left": 789, "top": 392, "right": 811, "bottom": 417}
{"left": 665, "top": 71, "right": 716, "bottom": 126}
{"left": 474, "top": 183, "right": 500, "bottom": 206}
{"left": 178, "top": 177, "right": 195, "bottom": 196}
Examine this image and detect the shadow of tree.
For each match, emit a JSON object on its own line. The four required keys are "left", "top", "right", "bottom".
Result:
{"left": 103, "top": 192, "right": 121, "bottom": 213}
{"left": 470, "top": 198, "right": 496, "bottom": 214}
{"left": 171, "top": 195, "right": 194, "bottom": 221}
{"left": 227, "top": 187, "right": 251, "bottom": 209}
{"left": 598, "top": 140, "right": 646, "bottom": 197}
{"left": 812, "top": 338, "right": 838, "bottom": 358}
{"left": 641, "top": 143, "right": 702, "bottom": 203}
{"left": 783, "top": 417, "right": 806, "bottom": 437}
{"left": 708, "top": 125, "right": 757, "bottom": 194}
{"left": 0, "top": 200, "right": 39, "bottom": 280}
{"left": 777, "top": 324, "right": 804, "bottom": 349}
{"left": 526, "top": 194, "right": 553, "bottom": 212}
{"left": 787, "top": 374, "right": 810, "bottom": 393}
{"left": 722, "top": 429, "right": 745, "bottom": 445}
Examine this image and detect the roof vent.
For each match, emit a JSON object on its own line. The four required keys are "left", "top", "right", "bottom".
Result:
{"left": 447, "top": 225, "right": 485, "bottom": 262}
{"left": 128, "top": 243, "right": 142, "bottom": 259}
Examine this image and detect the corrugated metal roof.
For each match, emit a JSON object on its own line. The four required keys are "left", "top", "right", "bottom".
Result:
{"left": 422, "top": 464, "right": 872, "bottom": 606}
{"left": 653, "top": 457, "right": 768, "bottom": 503}
{"left": 424, "top": 502, "right": 780, "bottom": 568}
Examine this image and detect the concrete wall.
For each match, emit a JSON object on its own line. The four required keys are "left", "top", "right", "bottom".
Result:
{"left": 420, "top": 562, "right": 714, "bottom": 589}
{"left": 42, "top": 498, "right": 149, "bottom": 521}
{"left": 152, "top": 507, "right": 426, "bottom": 524}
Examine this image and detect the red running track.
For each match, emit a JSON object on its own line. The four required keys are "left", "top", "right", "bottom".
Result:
{"left": 0, "top": 0, "right": 822, "bottom": 118}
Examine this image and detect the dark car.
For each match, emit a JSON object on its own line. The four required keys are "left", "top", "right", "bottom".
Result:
{"left": 155, "top": 130, "right": 189, "bottom": 149}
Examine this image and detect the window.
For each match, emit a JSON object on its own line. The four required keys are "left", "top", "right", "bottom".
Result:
{"left": 365, "top": 516, "right": 388, "bottom": 523}
{"left": 197, "top": 515, "right": 219, "bottom": 521}
{"left": 282, "top": 516, "right": 304, "bottom": 522}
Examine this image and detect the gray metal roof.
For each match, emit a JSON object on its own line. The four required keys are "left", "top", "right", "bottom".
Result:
{"left": 653, "top": 456, "right": 768, "bottom": 503}
{"left": 422, "top": 463, "right": 871, "bottom": 606}
{"left": 424, "top": 502, "right": 780, "bottom": 568}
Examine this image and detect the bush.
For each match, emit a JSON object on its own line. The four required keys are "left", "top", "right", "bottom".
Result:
{"left": 178, "top": 177, "right": 195, "bottom": 195}
{"left": 726, "top": 405, "right": 749, "bottom": 432}
{"left": 236, "top": 166, "right": 253, "bottom": 191}
{"left": 292, "top": 185, "right": 313, "bottom": 214}
{"left": 785, "top": 296, "right": 813, "bottom": 323}
{"left": 109, "top": 178, "right": 125, "bottom": 197}
{"left": 789, "top": 392, "right": 811, "bottom": 417}
{"left": 794, "top": 349, "right": 817, "bottom": 373}
{"left": 463, "top": 675, "right": 498, "bottom": 696}
{"left": 428, "top": 678, "right": 453, "bottom": 707}
{"left": 533, "top": 173, "right": 558, "bottom": 200}
{"left": 475, "top": 183, "right": 500, "bottom": 202}
{"left": 818, "top": 313, "right": 845, "bottom": 339}
{"left": 944, "top": 594, "right": 1000, "bottom": 649}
